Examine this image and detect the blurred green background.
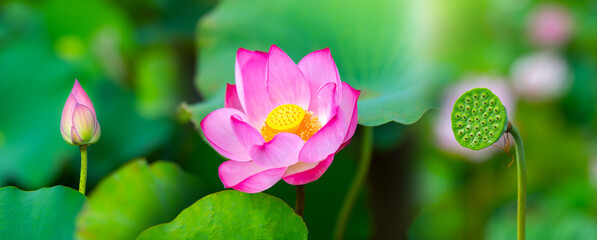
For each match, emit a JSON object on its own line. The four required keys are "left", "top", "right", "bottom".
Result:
{"left": 1, "top": 0, "right": 597, "bottom": 239}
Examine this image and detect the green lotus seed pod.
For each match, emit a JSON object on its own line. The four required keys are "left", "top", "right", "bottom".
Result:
{"left": 451, "top": 88, "right": 508, "bottom": 150}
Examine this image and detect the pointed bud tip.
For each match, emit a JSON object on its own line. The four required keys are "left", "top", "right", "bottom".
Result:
{"left": 72, "top": 79, "right": 83, "bottom": 91}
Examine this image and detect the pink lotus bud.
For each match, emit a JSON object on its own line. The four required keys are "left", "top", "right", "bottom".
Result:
{"left": 60, "top": 79, "right": 101, "bottom": 146}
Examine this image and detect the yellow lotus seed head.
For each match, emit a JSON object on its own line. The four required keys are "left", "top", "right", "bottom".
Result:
{"left": 261, "top": 104, "right": 321, "bottom": 142}
{"left": 265, "top": 104, "right": 306, "bottom": 132}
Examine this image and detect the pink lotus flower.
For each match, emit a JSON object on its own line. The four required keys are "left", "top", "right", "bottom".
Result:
{"left": 527, "top": 3, "right": 573, "bottom": 48}
{"left": 201, "top": 45, "right": 359, "bottom": 193}
{"left": 511, "top": 51, "right": 569, "bottom": 102}
{"left": 61, "top": 79, "right": 101, "bottom": 146}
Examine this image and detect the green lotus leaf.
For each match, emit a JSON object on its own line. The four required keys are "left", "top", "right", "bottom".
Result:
{"left": 137, "top": 190, "right": 308, "bottom": 240}
{"left": 189, "top": 0, "right": 439, "bottom": 127}
{"left": 76, "top": 159, "right": 208, "bottom": 240}
{"left": 451, "top": 88, "right": 508, "bottom": 150}
{"left": 0, "top": 186, "right": 86, "bottom": 240}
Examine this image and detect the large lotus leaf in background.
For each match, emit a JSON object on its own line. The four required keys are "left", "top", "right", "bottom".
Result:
{"left": 0, "top": 186, "right": 86, "bottom": 240}
{"left": 76, "top": 159, "right": 208, "bottom": 240}
{"left": 137, "top": 190, "right": 308, "bottom": 239}
{"left": 0, "top": 2, "right": 74, "bottom": 189}
{"left": 188, "top": 0, "right": 441, "bottom": 127}
{"left": 0, "top": 35, "right": 74, "bottom": 188}
{"left": 0, "top": 2, "right": 172, "bottom": 189}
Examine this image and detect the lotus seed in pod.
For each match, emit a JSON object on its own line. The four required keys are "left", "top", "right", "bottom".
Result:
{"left": 451, "top": 88, "right": 509, "bottom": 150}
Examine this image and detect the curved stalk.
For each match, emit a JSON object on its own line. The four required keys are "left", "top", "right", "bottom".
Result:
{"left": 79, "top": 145, "right": 88, "bottom": 195}
{"left": 509, "top": 124, "right": 526, "bottom": 240}
{"left": 333, "top": 126, "right": 373, "bottom": 240}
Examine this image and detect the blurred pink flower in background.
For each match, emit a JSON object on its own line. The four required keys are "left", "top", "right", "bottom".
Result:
{"left": 510, "top": 51, "right": 570, "bottom": 102}
{"left": 527, "top": 3, "right": 573, "bottom": 48}
{"left": 201, "top": 45, "right": 359, "bottom": 193}
{"left": 60, "top": 79, "right": 101, "bottom": 146}
{"left": 434, "top": 75, "right": 516, "bottom": 162}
